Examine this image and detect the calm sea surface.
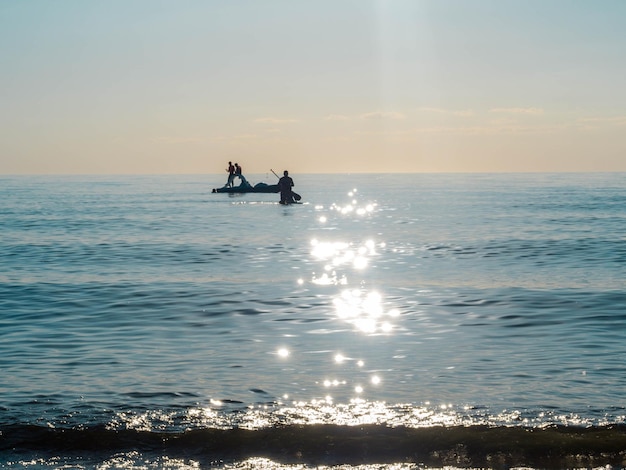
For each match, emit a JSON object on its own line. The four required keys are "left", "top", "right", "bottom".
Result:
{"left": 1, "top": 173, "right": 626, "bottom": 469}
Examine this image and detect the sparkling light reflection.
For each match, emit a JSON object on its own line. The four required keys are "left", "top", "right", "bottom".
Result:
{"left": 267, "top": 188, "right": 408, "bottom": 426}
{"left": 310, "top": 238, "right": 378, "bottom": 273}
{"left": 332, "top": 289, "right": 397, "bottom": 334}
{"left": 309, "top": 191, "right": 400, "bottom": 337}
{"left": 108, "top": 401, "right": 606, "bottom": 433}
{"left": 221, "top": 458, "right": 424, "bottom": 470}
{"left": 98, "top": 454, "right": 201, "bottom": 470}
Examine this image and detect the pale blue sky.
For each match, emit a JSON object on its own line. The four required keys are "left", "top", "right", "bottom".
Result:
{"left": 2, "top": 0, "right": 625, "bottom": 174}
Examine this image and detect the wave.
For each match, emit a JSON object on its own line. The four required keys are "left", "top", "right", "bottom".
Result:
{"left": 2, "top": 423, "right": 626, "bottom": 468}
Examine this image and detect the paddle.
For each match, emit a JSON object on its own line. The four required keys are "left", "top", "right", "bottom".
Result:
{"left": 271, "top": 169, "right": 301, "bottom": 201}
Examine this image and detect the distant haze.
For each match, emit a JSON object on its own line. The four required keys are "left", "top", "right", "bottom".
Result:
{"left": 2, "top": 1, "right": 626, "bottom": 174}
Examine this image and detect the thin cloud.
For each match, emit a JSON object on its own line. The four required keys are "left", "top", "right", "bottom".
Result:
{"left": 254, "top": 117, "right": 299, "bottom": 124}
{"left": 354, "top": 122, "right": 567, "bottom": 137}
{"left": 154, "top": 136, "right": 204, "bottom": 144}
{"left": 490, "top": 107, "right": 544, "bottom": 115}
{"left": 418, "top": 107, "right": 475, "bottom": 117}
{"left": 576, "top": 115, "right": 626, "bottom": 131}
{"left": 207, "top": 134, "right": 259, "bottom": 143}
{"left": 412, "top": 123, "right": 564, "bottom": 136}
{"left": 578, "top": 116, "right": 626, "bottom": 125}
{"left": 360, "top": 111, "right": 406, "bottom": 120}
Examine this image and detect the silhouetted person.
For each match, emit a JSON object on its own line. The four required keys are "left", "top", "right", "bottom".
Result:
{"left": 278, "top": 170, "right": 294, "bottom": 204}
{"left": 232, "top": 163, "right": 251, "bottom": 187}
{"left": 226, "top": 161, "right": 235, "bottom": 187}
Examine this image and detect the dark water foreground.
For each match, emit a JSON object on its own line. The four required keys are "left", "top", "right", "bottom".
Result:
{"left": 3, "top": 423, "right": 626, "bottom": 469}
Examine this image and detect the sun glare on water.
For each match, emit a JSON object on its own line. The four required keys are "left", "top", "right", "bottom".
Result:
{"left": 306, "top": 190, "right": 400, "bottom": 335}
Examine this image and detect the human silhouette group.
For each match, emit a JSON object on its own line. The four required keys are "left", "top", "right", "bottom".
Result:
{"left": 223, "top": 162, "right": 297, "bottom": 203}
{"left": 225, "top": 162, "right": 249, "bottom": 187}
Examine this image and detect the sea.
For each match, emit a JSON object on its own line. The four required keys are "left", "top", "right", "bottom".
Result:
{"left": 1, "top": 172, "right": 625, "bottom": 469}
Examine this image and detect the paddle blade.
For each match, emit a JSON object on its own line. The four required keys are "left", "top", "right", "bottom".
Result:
{"left": 292, "top": 192, "right": 301, "bottom": 201}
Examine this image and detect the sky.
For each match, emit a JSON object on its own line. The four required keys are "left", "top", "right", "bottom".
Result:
{"left": 1, "top": 0, "right": 626, "bottom": 175}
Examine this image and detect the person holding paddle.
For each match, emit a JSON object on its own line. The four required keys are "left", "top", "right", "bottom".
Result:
{"left": 278, "top": 170, "right": 295, "bottom": 204}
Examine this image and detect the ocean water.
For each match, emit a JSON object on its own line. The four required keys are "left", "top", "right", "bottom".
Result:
{"left": 1, "top": 172, "right": 625, "bottom": 469}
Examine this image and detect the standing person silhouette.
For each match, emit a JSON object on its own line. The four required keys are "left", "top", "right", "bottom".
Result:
{"left": 278, "top": 170, "right": 295, "bottom": 204}
{"left": 226, "top": 161, "right": 235, "bottom": 187}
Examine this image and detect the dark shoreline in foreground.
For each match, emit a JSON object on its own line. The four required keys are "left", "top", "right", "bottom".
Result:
{"left": 3, "top": 423, "right": 626, "bottom": 468}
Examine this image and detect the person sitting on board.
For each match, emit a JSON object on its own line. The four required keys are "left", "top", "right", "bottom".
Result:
{"left": 226, "top": 161, "right": 235, "bottom": 187}
{"left": 233, "top": 163, "right": 251, "bottom": 187}
{"left": 278, "top": 170, "right": 295, "bottom": 204}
